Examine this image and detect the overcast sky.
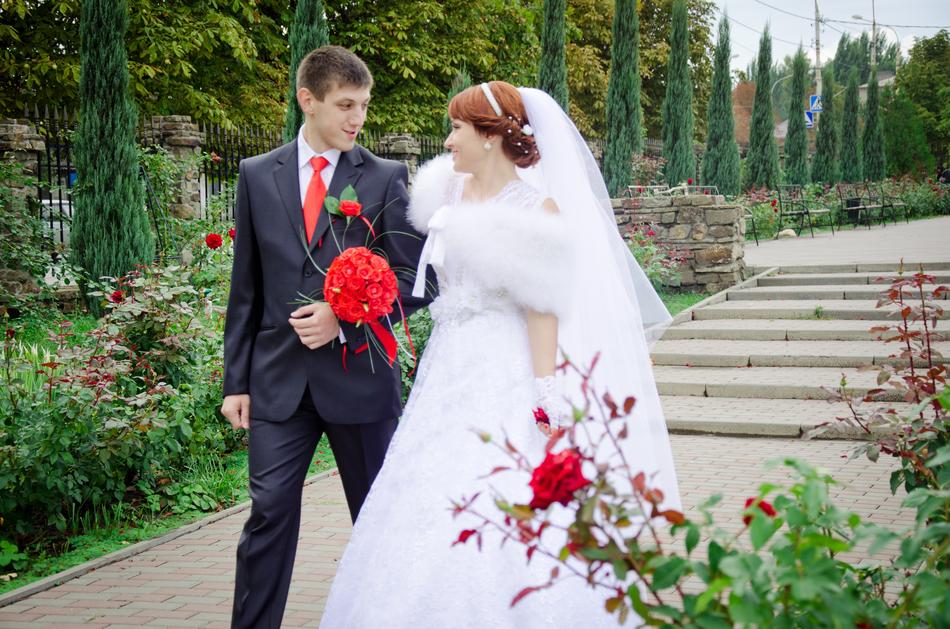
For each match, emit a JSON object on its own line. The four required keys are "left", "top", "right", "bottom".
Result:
{"left": 714, "top": 0, "right": 950, "bottom": 71}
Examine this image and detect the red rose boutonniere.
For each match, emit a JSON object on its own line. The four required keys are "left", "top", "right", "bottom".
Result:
{"left": 325, "top": 185, "right": 376, "bottom": 238}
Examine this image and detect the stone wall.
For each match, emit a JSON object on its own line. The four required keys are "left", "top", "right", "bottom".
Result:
{"left": 148, "top": 115, "right": 203, "bottom": 218}
{"left": 617, "top": 194, "right": 746, "bottom": 293}
{"left": 0, "top": 118, "right": 44, "bottom": 197}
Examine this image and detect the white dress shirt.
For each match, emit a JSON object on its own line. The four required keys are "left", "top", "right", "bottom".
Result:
{"left": 296, "top": 126, "right": 347, "bottom": 344}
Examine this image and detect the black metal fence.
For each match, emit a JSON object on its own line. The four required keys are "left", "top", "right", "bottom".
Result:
{"left": 20, "top": 104, "right": 448, "bottom": 243}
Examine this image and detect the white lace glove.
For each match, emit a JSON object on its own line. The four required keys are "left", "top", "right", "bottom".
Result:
{"left": 533, "top": 375, "right": 569, "bottom": 430}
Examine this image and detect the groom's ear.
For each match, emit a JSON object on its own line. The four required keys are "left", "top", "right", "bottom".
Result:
{"left": 296, "top": 87, "right": 319, "bottom": 116}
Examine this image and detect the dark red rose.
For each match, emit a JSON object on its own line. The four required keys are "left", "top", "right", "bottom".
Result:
{"left": 646, "top": 229, "right": 656, "bottom": 237}
{"left": 533, "top": 406, "right": 550, "bottom": 426}
{"left": 5, "top": 328, "right": 14, "bottom": 340}
{"left": 205, "top": 233, "right": 223, "bottom": 249}
{"left": 228, "top": 227, "right": 236, "bottom": 240}
{"left": 770, "top": 199, "right": 777, "bottom": 207}
{"left": 109, "top": 290, "right": 125, "bottom": 304}
{"left": 687, "top": 178, "right": 693, "bottom": 185}
{"left": 528, "top": 449, "right": 591, "bottom": 510}
{"left": 339, "top": 200, "right": 363, "bottom": 217}
{"left": 743, "top": 497, "right": 777, "bottom": 525}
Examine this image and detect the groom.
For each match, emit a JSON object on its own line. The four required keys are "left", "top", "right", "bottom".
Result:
{"left": 221, "top": 45, "right": 430, "bottom": 629}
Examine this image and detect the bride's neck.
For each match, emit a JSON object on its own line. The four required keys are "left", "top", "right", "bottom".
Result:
{"left": 466, "top": 159, "right": 518, "bottom": 200}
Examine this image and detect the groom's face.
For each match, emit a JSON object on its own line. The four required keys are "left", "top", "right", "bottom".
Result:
{"left": 300, "top": 82, "right": 372, "bottom": 152}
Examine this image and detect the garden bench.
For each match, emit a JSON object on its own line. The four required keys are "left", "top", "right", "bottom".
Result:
{"left": 776, "top": 185, "right": 835, "bottom": 238}
{"left": 835, "top": 183, "right": 882, "bottom": 229}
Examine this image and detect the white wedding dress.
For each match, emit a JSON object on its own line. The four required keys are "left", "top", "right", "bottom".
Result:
{"left": 319, "top": 157, "right": 629, "bottom": 628}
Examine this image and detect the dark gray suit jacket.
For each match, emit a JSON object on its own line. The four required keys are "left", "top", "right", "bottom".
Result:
{"left": 223, "top": 141, "right": 430, "bottom": 423}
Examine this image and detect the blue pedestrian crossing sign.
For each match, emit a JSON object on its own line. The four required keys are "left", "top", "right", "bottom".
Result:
{"left": 804, "top": 110, "right": 814, "bottom": 129}
{"left": 809, "top": 94, "right": 823, "bottom": 112}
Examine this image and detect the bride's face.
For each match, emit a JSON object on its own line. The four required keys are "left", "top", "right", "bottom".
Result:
{"left": 444, "top": 118, "right": 492, "bottom": 173}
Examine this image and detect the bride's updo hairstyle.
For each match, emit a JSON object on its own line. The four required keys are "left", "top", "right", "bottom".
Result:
{"left": 448, "top": 81, "right": 540, "bottom": 168}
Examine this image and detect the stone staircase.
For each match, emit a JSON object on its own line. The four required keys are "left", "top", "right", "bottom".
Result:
{"left": 654, "top": 264, "right": 950, "bottom": 439}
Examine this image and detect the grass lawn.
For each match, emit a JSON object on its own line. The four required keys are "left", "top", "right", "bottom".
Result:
{"left": 660, "top": 290, "right": 710, "bottom": 315}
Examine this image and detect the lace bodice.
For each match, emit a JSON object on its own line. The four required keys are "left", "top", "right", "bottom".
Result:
{"left": 427, "top": 177, "right": 547, "bottom": 325}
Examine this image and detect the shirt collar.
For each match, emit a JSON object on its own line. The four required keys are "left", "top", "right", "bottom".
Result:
{"left": 297, "top": 126, "right": 341, "bottom": 170}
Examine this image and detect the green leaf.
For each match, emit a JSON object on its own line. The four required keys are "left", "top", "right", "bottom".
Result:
{"left": 694, "top": 577, "right": 730, "bottom": 614}
{"left": 340, "top": 185, "right": 359, "bottom": 202}
{"left": 708, "top": 540, "right": 725, "bottom": 573}
{"left": 652, "top": 555, "right": 687, "bottom": 590}
{"left": 925, "top": 443, "right": 950, "bottom": 468}
{"left": 685, "top": 523, "right": 700, "bottom": 555}
{"left": 749, "top": 514, "right": 781, "bottom": 550}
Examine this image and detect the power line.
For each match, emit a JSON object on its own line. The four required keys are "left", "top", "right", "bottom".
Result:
{"left": 753, "top": 0, "right": 812, "bottom": 23}
{"left": 823, "top": 17, "right": 950, "bottom": 29}
{"left": 725, "top": 12, "right": 811, "bottom": 49}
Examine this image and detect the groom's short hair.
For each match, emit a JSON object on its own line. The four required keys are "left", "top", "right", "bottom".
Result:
{"left": 296, "top": 46, "right": 373, "bottom": 101}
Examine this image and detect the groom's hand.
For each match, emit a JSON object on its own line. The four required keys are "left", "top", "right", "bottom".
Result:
{"left": 221, "top": 394, "right": 251, "bottom": 430}
{"left": 289, "top": 302, "right": 340, "bottom": 350}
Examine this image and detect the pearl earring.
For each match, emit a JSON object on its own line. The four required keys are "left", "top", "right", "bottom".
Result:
{"left": 483, "top": 142, "right": 492, "bottom": 151}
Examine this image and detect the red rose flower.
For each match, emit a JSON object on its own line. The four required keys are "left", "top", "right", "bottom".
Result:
{"left": 528, "top": 449, "right": 591, "bottom": 510}
{"left": 339, "top": 200, "right": 363, "bottom": 217}
{"left": 533, "top": 407, "right": 550, "bottom": 426}
{"left": 228, "top": 227, "right": 236, "bottom": 240}
{"left": 324, "top": 247, "right": 399, "bottom": 325}
{"left": 109, "top": 290, "right": 125, "bottom": 304}
{"left": 646, "top": 229, "right": 656, "bottom": 237}
{"left": 770, "top": 199, "right": 777, "bottom": 207}
{"left": 743, "top": 497, "right": 777, "bottom": 525}
{"left": 5, "top": 328, "right": 14, "bottom": 340}
{"left": 687, "top": 178, "right": 693, "bottom": 185}
{"left": 205, "top": 233, "right": 223, "bottom": 249}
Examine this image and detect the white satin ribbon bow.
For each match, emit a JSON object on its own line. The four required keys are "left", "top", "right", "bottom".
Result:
{"left": 411, "top": 206, "right": 449, "bottom": 298}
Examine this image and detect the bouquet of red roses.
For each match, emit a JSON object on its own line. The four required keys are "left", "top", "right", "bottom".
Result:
{"left": 324, "top": 246, "right": 403, "bottom": 366}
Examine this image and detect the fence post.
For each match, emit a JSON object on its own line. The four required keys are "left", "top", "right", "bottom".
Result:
{"left": 377, "top": 133, "right": 421, "bottom": 178}
{"left": 152, "top": 115, "right": 203, "bottom": 218}
{"left": 0, "top": 118, "right": 45, "bottom": 199}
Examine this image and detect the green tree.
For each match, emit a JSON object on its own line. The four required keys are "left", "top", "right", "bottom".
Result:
{"left": 897, "top": 29, "right": 950, "bottom": 164}
{"left": 882, "top": 87, "right": 935, "bottom": 179}
{"left": 784, "top": 48, "right": 810, "bottom": 185}
{"left": 862, "top": 68, "right": 886, "bottom": 180}
{"left": 539, "top": 0, "right": 569, "bottom": 110}
{"left": 832, "top": 31, "right": 899, "bottom": 86}
{"left": 840, "top": 72, "right": 863, "bottom": 182}
{"left": 743, "top": 27, "right": 780, "bottom": 190}
{"left": 283, "top": 0, "right": 330, "bottom": 142}
{"left": 700, "top": 16, "right": 740, "bottom": 195}
{"left": 71, "top": 0, "right": 154, "bottom": 315}
{"left": 661, "top": 0, "right": 694, "bottom": 185}
{"left": 603, "top": 0, "right": 642, "bottom": 195}
{"left": 811, "top": 66, "right": 839, "bottom": 184}
{"left": 443, "top": 69, "right": 472, "bottom": 137}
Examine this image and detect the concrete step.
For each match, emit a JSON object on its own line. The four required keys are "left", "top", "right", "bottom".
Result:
{"left": 749, "top": 262, "right": 950, "bottom": 275}
{"left": 728, "top": 284, "right": 949, "bottom": 301}
{"left": 653, "top": 365, "right": 905, "bottom": 401}
{"left": 651, "top": 339, "right": 950, "bottom": 368}
{"left": 661, "top": 395, "right": 913, "bottom": 439}
{"left": 660, "top": 319, "right": 941, "bottom": 342}
{"left": 757, "top": 271, "right": 950, "bottom": 287}
{"left": 693, "top": 299, "right": 949, "bottom": 321}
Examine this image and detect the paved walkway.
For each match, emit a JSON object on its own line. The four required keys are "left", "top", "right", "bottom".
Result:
{"left": 2, "top": 219, "right": 948, "bottom": 628}
{"left": 744, "top": 215, "right": 950, "bottom": 268}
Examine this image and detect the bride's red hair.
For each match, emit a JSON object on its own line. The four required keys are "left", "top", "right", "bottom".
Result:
{"left": 448, "top": 81, "right": 540, "bottom": 168}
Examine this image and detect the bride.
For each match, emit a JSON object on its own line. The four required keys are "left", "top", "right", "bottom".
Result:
{"left": 318, "top": 81, "right": 680, "bottom": 628}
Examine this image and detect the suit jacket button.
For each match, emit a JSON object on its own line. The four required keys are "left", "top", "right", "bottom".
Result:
{"left": 304, "top": 270, "right": 313, "bottom": 277}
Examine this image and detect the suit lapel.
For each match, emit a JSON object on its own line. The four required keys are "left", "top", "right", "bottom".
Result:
{"left": 309, "top": 147, "right": 364, "bottom": 255}
{"left": 272, "top": 143, "right": 308, "bottom": 252}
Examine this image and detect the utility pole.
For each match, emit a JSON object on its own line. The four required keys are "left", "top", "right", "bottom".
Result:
{"left": 871, "top": 0, "right": 877, "bottom": 68}
{"left": 814, "top": 0, "right": 822, "bottom": 96}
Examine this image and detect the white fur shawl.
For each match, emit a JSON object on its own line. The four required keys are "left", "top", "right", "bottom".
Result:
{"left": 409, "top": 154, "right": 573, "bottom": 318}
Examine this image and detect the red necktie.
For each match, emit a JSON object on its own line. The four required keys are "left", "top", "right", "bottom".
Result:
{"left": 304, "top": 156, "right": 330, "bottom": 244}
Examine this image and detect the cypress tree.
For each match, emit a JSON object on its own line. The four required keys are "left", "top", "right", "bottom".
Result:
{"left": 661, "top": 0, "right": 694, "bottom": 186}
{"left": 283, "top": 0, "right": 330, "bottom": 142}
{"left": 538, "top": 0, "right": 569, "bottom": 111}
{"left": 862, "top": 68, "right": 886, "bottom": 180}
{"left": 811, "top": 66, "right": 839, "bottom": 184}
{"left": 443, "top": 69, "right": 472, "bottom": 137}
{"left": 701, "top": 16, "right": 740, "bottom": 195}
{"left": 603, "top": 0, "right": 643, "bottom": 196}
{"left": 882, "top": 87, "right": 935, "bottom": 179}
{"left": 72, "top": 0, "right": 154, "bottom": 315}
{"left": 840, "top": 72, "right": 863, "bottom": 182}
{"left": 784, "top": 48, "right": 810, "bottom": 184}
{"left": 743, "top": 27, "right": 781, "bottom": 190}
